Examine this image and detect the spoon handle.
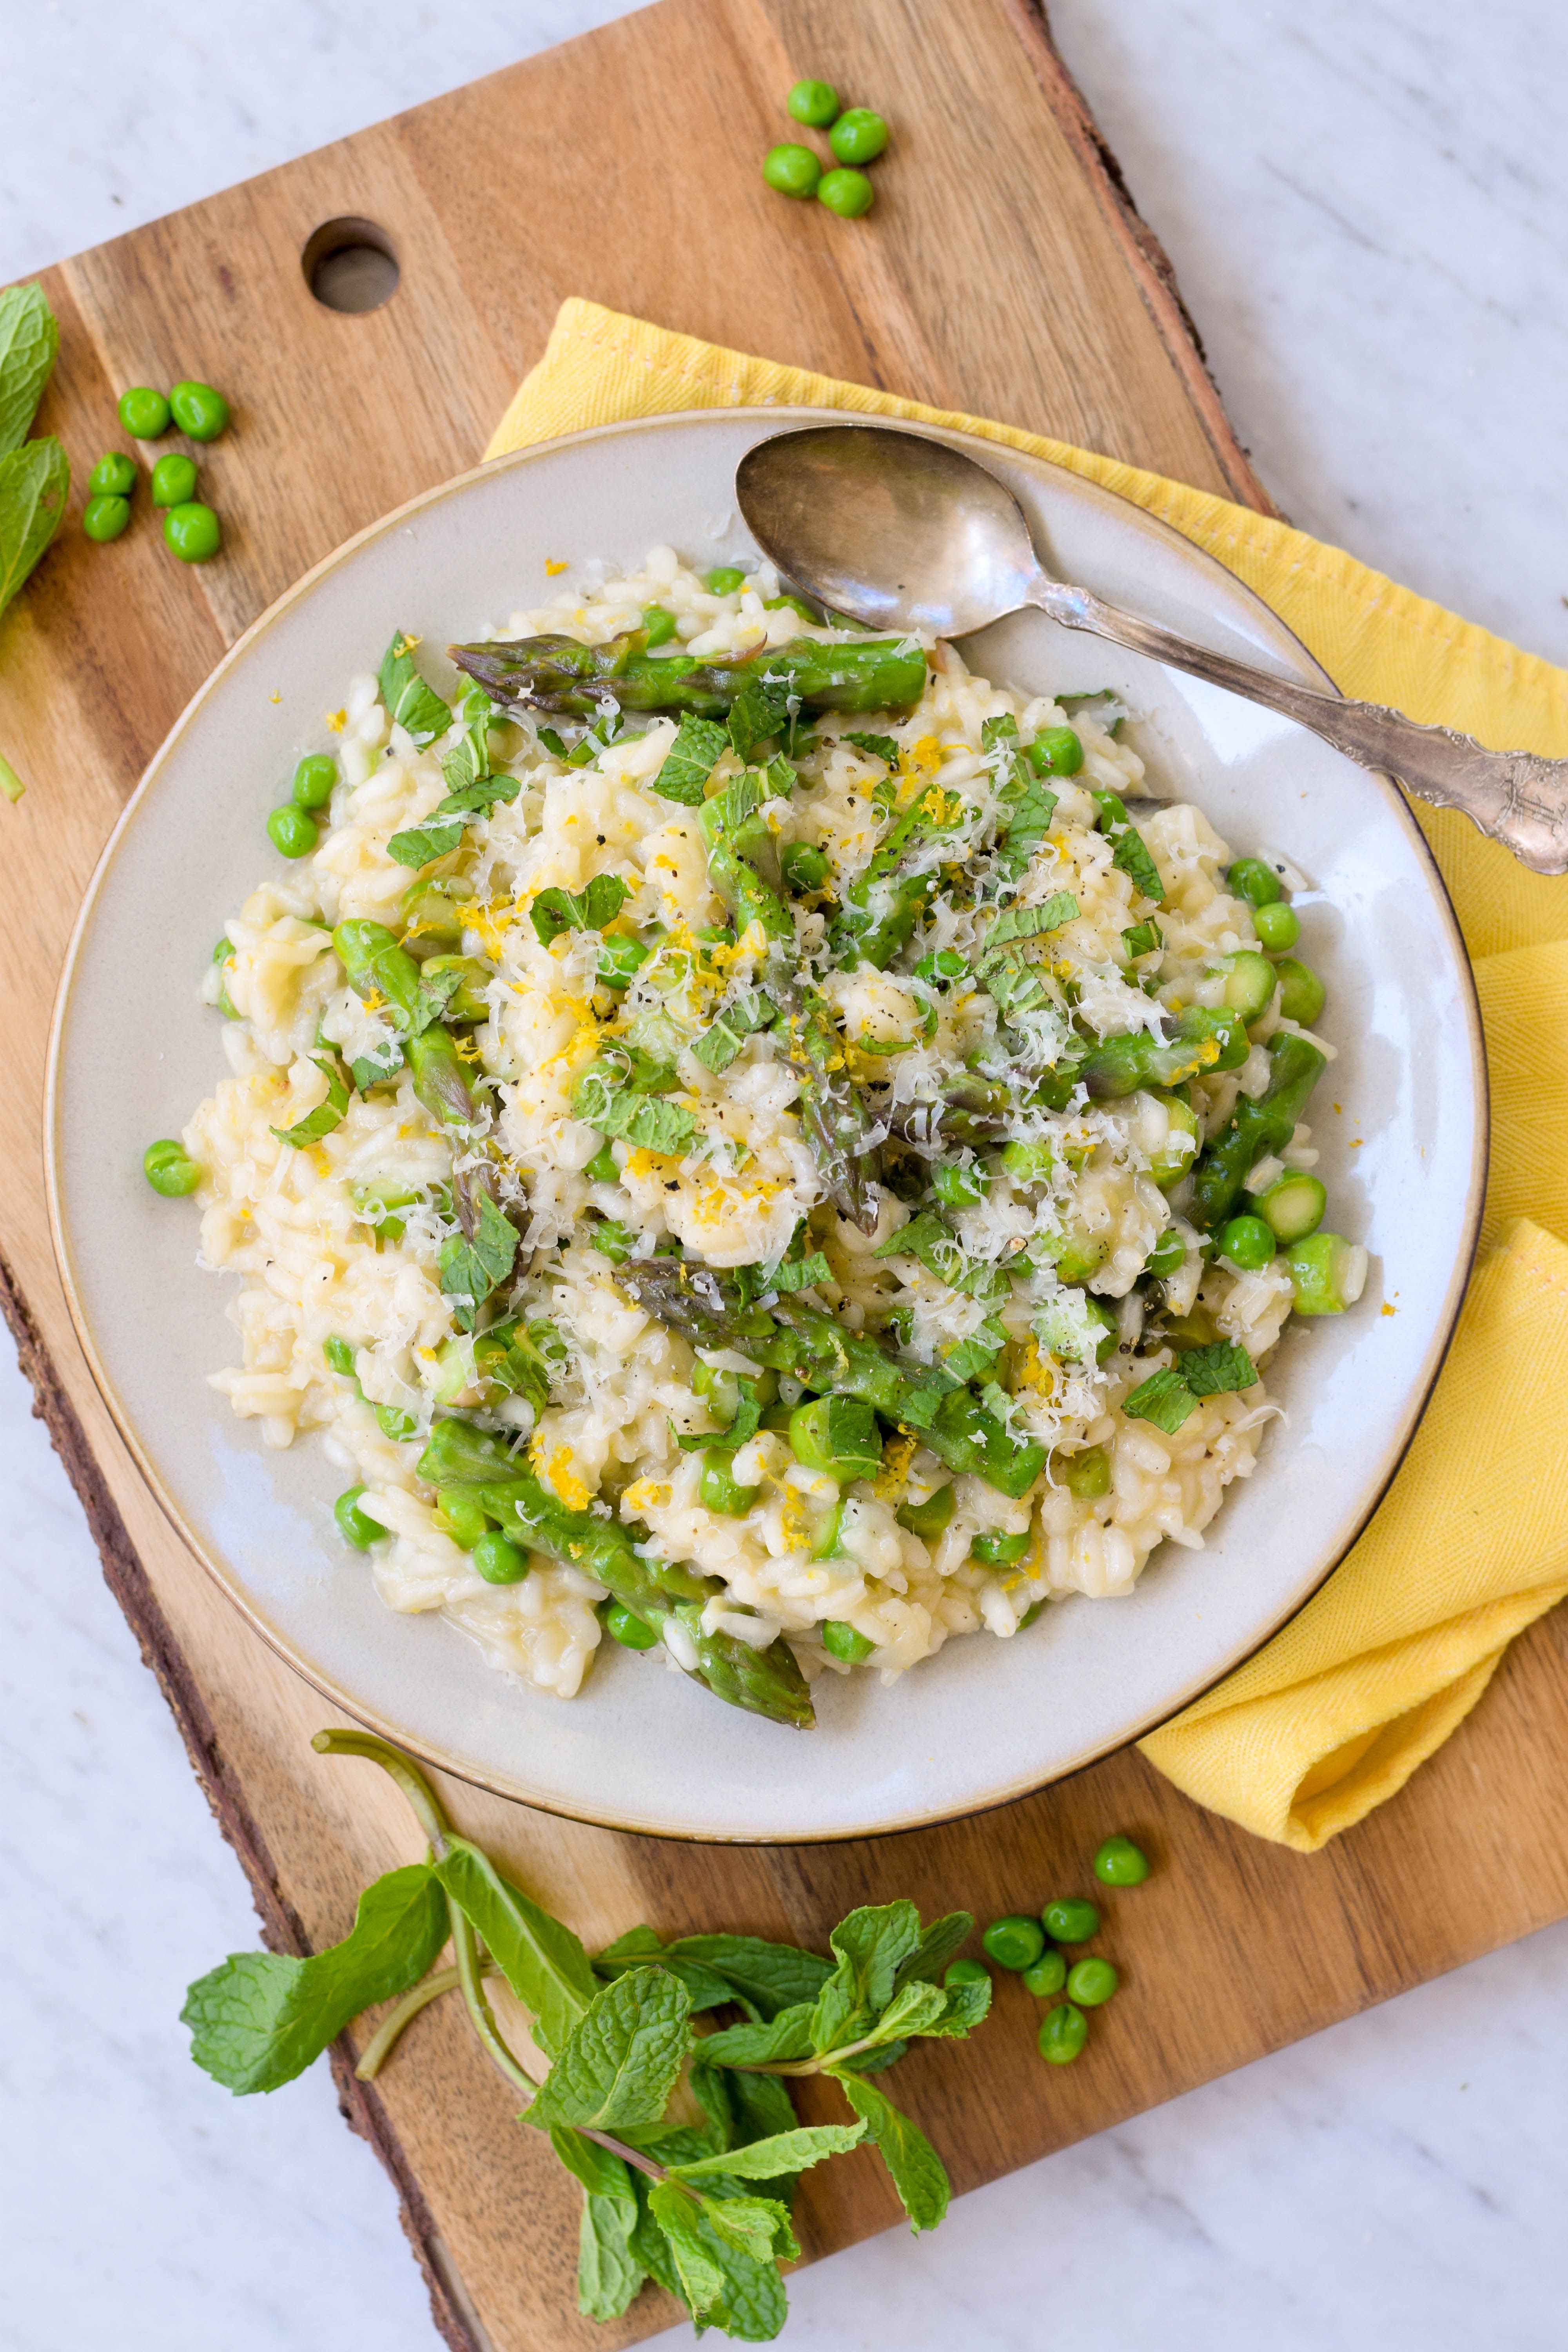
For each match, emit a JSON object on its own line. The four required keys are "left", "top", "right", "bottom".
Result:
{"left": 1035, "top": 580, "right": 1568, "bottom": 877}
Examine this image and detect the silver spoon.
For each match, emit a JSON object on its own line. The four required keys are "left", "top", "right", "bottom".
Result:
{"left": 735, "top": 425, "right": 1568, "bottom": 876}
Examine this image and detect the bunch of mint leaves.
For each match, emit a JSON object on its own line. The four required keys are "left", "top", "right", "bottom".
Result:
{"left": 0, "top": 282, "right": 68, "bottom": 802}
{"left": 182, "top": 1731, "right": 990, "bottom": 2339}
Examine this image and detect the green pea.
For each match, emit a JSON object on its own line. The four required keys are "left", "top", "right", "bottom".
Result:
{"left": 764, "top": 142, "right": 823, "bottom": 200}
{"left": 641, "top": 603, "right": 679, "bottom": 647}
{"left": 1253, "top": 899, "right": 1300, "bottom": 952}
{"left": 705, "top": 564, "right": 746, "bottom": 595}
{"left": 1284, "top": 1231, "right": 1363, "bottom": 1316}
{"left": 1226, "top": 856, "right": 1283, "bottom": 907}
{"left": 334, "top": 1486, "right": 384, "bottom": 1549}
{"left": 789, "top": 1393, "right": 881, "bottom": 1481}
{"left": 943, "top": 1956, "right": 990, "bottom": 1989}
{"left": 1042, "top": 1896, "right": 1100, "bottom": 1944}
{"left": 897, "top": 1481, "right": 955, "bottom": 1539}
{"left": 150, "top": 452, "right": 198, "bottom": 508}
{"left": 764, "top": 593, "right": 820, "bottom": 622}
{"left": 169, "top": 379, "right": 230, "bottom": 440}
{"left": 829, "top": 107, "right": 889, "bottom": 164}
{"left": 1274, "top": 956, "right": 1326, "bottom": 1027}
{"left": 603, "top": 1599, "right": 659, "bottom": 1650}
{"left": 1067, "top": 1956, "right": 1119, "bottom": 2007}
{"left": 1038, "top": 2002, "right": 1088, "bottom": 2063}
{"left": 822, "top": 1618, "right": 875, "bottom": 1663}
{"left": 163, "top": 500, "right": 222, "bottom": 562}
{"left": 1000, "top": 1138, "right": 1056, "bottom": 1185}
{"left": 1258, "top": 1171, "right": 1326, "bottom": 1243}
{"left": 373, "top": 1400, "right": 418, "bottom": 1442}
{"left": 701, "top": 1449, "right": 761, "bottom": 1517}
{"left": 971, "top": 1528, "right": 1030, "bottom": 1566}
{"left": 82, "top": 495, "right": 131, "bottom": 543}
{"left": 1093, "top": 1834, "right": 1151, "bottom": 1886}
{"left": 291, "top": 751, "right": 338, "bottom": 810}
{"left": 1027, "top": 725, "right": 1084, "bottom": 776}
{"left": 933, "top": 1158, "right": 989, "bottom": 1208}
{"left": 1047, "top": 1445, "right": 1111, "bottom": 1500}
{"left": 584, "top": 1140, "right": 621, "bottom": 1184}
{"left": 1144, "top": 1225, "right": 1186, "bottom": 1279}
{"left": 1021, "top": 1948, "right": 1067, "bottom": 1998}
{"left": 436, "top": 1488, "right": 490, "bottom": 1550}
{"left": 781, "top": 842, "right": 832, "bottom": 892}
{"left": 118, "top": 386, "right": 171, "bottom": 439}
{"left": 323, "top": 1334, "right": 357, "bottom": 1378}
{"left": 471, "top": 1530, "right": 528, "bottom": 1584}
{"left": 267, "top": 803, "right": 318, "bottom": 859}
{"left": 818, "top": 167, "right": 875, "bottom": 218}
{"left": 89, "top": 451, "right": 138, "bottom": 498}
{"left": 142, "top": 1137, "right": 201, "bottom": 1196}
{"left": 597, "top": 934, "right": 651, "bottom": 989}
{"left": 1218, "top": 948, "right": 1277, "bottom": 1025}
{"left": 591, "top": 1217, "right": 637, "bottom": 1263}
{"left": 786, "top": 76, "right": 840, "bottom": 127}
{"left": 1218, "top": 1212, "right": 1276, "bottom": 1270}
{"left": 982, "top": 1914, "right": 1046, "bottom": 1971}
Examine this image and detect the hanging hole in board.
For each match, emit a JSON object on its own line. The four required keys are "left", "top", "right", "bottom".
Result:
{"left": 302, "top": 218, "right": 400, "bottom": 314}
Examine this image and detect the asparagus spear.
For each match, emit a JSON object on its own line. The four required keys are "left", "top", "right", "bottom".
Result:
{"left": 448, "top": 631, "right": 928, "bottom": 722}
{"left": 615, "top": 1263, "right": 1047, "bottom": 1500}
{"left": 1079, "top": 1005, "right": 1250, "bottom": 1100}
{"left": 417, "top": 1418, "right": 814, "bottom": 1728}
{"left": 698, "top": 774, "right": 884, "bottom": 1230}
{"left": 1190, "top": 1031, "right": 1328, "bottom": 1230}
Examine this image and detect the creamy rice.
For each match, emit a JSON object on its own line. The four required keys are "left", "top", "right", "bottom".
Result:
{"left": 175, "top": 543, "right": 1360, "bottom": 1717}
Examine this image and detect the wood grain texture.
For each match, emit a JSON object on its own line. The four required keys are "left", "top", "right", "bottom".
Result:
{"left": 1, "top": 1, "right": 1560, "bottom": 2345}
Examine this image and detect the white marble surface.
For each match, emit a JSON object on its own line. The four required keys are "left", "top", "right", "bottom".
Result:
{"left": 4, "top": 4, "right": 1566, "bottom": 2347}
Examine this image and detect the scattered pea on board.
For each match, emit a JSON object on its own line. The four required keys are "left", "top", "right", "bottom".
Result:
{"left": 151, "top": 452, "right": 198, "bottom": 508}
{"left": 164, "top": 500, "right": 222, "bottom": 563}
{"left": 818, "top": 167, "right": 875, "bottom": 219}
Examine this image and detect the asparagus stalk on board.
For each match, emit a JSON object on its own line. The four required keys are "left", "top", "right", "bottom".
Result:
{"left": 417, "top": 1419, "right": 815, "bottom": 1728}
{"left": 448, "top": 630, "right": 928, "bottom": 721}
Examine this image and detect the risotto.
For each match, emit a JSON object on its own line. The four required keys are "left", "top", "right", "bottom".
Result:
{"left": 158, "top": 543, "right": 1365, "bottom": 1726}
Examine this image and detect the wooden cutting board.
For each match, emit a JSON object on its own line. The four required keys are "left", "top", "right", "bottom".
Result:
{"left": 5, "top": 2, "right": 1566, "bottom": 2344}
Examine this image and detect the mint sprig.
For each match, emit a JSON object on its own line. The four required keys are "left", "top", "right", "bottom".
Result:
{"left": 183, "top": 1731, "right": 990, "bottom": 2339}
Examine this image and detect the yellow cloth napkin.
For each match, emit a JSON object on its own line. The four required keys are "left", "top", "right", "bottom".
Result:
{"left": 489, "top": 299, "right": 1568, "bottom": 1851}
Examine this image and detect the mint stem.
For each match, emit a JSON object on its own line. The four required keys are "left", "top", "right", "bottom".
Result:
{"left": 311, "top": 1728, "right": 452, "bottom": 1853}
{"left": 355, "top": 1960, "right": 497, "bottom": 2080}
{"left": 726, "top": 2031, "right": 887, "bottom": 2076}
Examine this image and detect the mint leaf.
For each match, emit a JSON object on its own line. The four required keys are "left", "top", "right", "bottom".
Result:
{"left": 1123, "top": 1365, "right": 1198, "bottom": 1433}
{"left": 921, "top": 1975, "right": 991, "bottom": 2036}
{"left": 181, "top": 1865, "right": 447, "bottom": 2094}
{"left": 996, "top": 779, "right": 1059, "bottom": 881}
{"left": 810, "top": 1902, "right": 923, "bottom": 2053}
{"left": 0, "top": 436, "right": 69, "bottom": 623}
{"left": 378, "top": 632, "right": 452, "bottom": 749}
{"left": 769, "top": 1251, "right": 830, "bottom": 1294}
{"left": 728, "top": 675, "right": 792, "bottom": 762}
{"left": 646, "top": 2183, "right": 728, "bottom": 2315}
{"left": 861, "top": 1978, "right": 947, "bottom": 2043}
{"left": 668, "top": 1935, "right": 833, "bottom": 2020}
{"left": 831, "top": 2072, "right": 950, "bottom": 2233}
{"left": 697, "top": 2194, "right": 797, "bottom": 2267}
{"left": 693, "top": 987, "right": 771, "bottom": 1074}
{"left": 388, "top": 815, "right": 466, "bottom": 869}
{"left": 845, "top": 731, "right": 898, "bottom": 766}
{"left": 696, "top": 2003, "right": 815, "bottom": 2068}
{"left": 432, "top": 1838, "right": 595, "bottom": 2056}
{"left": 592, "top": 1090, "right": 696, "bottom": 1155}
{"left": 671, "top": 2123, "right": 865, "bottom": 2183}
{"left": 653, "top": 713, "right": 728, "bottom": 805}
{"left": 1122, "top": 918, "right": 1162, "bottom": 960}
{"left": 270, "top": 1055, "right": 349, "bottom": 1148}
{"left": 439, "top": 773, "right": 519, "bottom": 819}
{"left": 1091, "top": 789, "right": 1164, "bottom": 904}
{"left": 0, "top": 283, "right": 59, "bottom": 457}
{"left": 549, "top": 2129, "right": 645, "bottom": 2321}
{"left": 979, "top": 893, "right": 1079, "bottom": 960}
{"left": 436, "top": 1192, "right": 518, "bottom": 1332}
{"left": 980, "top": 951, "right": 1053, "bottom": 1020}
{"left": 594, "top": 1932, "right": 739, "bottom": 2013}
{"left": 727, "top": 2066, "right": 800, "bottom": 2147}
{"left": 530, "top": 872, "right": 630, "bottom": 947}
{"left": 529, "top": 1966, "right": 691, "bottom": 2131}
{"left": 1179, "top": 1340, "right": 1258, "bottom": 1397}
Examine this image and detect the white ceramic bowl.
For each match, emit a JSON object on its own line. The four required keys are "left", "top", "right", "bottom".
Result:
{"left": 47, "top": 410, "right": 1486, "bottom": 1841}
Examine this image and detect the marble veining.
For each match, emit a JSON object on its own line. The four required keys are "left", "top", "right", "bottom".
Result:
{"left": 4, "top": 2, "right": 1566, "bottom": 2345}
